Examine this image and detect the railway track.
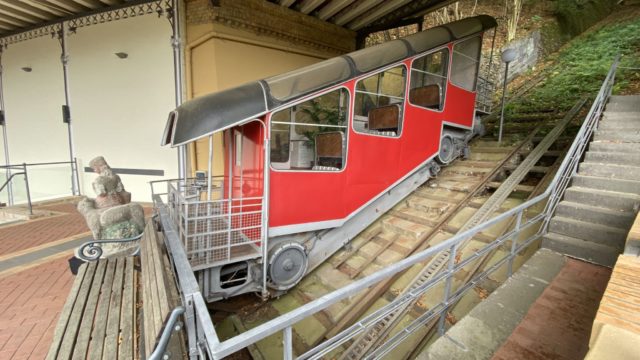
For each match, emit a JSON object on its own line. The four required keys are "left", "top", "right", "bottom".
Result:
{"left": 342, "top": 99, "right": 585, "bottom": 360}
{"left": 215, "top": 103, "right": 585, "bottom": 359}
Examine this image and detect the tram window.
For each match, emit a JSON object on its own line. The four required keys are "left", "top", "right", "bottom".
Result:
{"left": 409, "top": 48, "right": 449, "bottom": 111}
{"left": 354, "top": 65, "right": 407, "bottom": 137}
{"left": 451, "top": 36, "right": 482, "bottom": 91}
{"left": 270, "top": 88, "right": 349, "bottom": 171}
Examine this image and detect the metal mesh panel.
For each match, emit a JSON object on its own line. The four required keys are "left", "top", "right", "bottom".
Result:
{"left": 167, "top": 180, "right": 263, "bottom": 270}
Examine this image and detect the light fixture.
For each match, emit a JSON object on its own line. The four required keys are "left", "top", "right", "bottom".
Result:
{"left": 114, "top": 52, "right": 128, "bottom": 59}
{"left": 21, "top": 66, "right": 32, "bottom": 72}
{"left": 498, "top": 48, "right": 517, "bottom": 145}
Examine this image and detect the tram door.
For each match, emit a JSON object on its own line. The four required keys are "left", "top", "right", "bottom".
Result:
{"left": 226, "top": 121, "right": 266, "bottom": 249}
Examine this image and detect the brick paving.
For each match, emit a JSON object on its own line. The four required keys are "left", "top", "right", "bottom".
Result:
{"left": 492, "top": 258, "right": 612, "bottom": 360}
{"left": 0, "top": 200, "right": 154, "bottom": 360}
{"left": 0, "top": 203, "right": 89, "bottom": 256}
{"left": 0, "top": 256, "right": 73, "bottom": 360}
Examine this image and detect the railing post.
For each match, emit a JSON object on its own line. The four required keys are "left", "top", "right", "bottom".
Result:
{"left": 22, "top": 163, "right": 33, "bottom": 215}
{"left": 73, "top": 157, "right": 81, "bottom": 196}
{"left": 508, "top": 211, "right": 523, "bottom": 277}
{"left": 184, "top": 295, "right": 199, "bottom": 359}
{"left": 283, "top": 326, "right": 293, "bottom": 360}
{"left": 438, "top": 244, "right": 457, "bottom": 335}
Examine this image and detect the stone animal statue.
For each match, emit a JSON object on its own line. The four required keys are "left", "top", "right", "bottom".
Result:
{"left": 77, "top": 156, "right": 145, "bottom": 256}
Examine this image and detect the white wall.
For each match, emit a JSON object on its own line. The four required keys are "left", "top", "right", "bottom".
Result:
{"left": 0, "top": 14, "right": 177, "bottom": 203}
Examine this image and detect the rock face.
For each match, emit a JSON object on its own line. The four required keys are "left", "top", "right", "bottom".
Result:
{"left": 77, "top": 156, "right": 144, "bottom": 256}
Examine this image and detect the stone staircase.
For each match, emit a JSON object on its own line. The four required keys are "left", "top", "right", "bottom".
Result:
{"left": 418, "top": 249, "right": 566, "bottom": 360}
{"left": 542, "top": 95, "right": 640, "bottom": 267}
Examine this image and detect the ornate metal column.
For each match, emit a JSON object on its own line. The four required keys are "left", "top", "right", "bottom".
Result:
{"left": 169, "top": 0, "right": 187, "bottom": 180}
{"left": 0, "top": 48, "right": 13, "bottom": 205}
{"left": 58, "top": 22, "right": 80, "bottom": 196}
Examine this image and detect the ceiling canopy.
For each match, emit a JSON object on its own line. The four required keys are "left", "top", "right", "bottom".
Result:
{"left": 0, "top": 1, "right": 458, "bottom": 44}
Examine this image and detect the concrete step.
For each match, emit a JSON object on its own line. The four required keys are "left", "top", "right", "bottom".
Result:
{"left": 598, "top": 119, "right": 640, "bottom": 130}
{"left": 584, "top": 151, "right": 640, "bottom": 167}
{"left": 602, "top": 112, "right": 640, "bottom": 122}
{"left": 549, "top": 216, "right": 627, "bottom": 247}
{"left": 542, "top": 232, "right": 620, "bottom": 267}
{"left": 594, "top": 129, "right": 640, "bottom": 142}
{"left": 555, "top": 200, "right": 636, "bottom": 228}
{"left": 418, "top": 249, "right": 566, "bottom": 360}
{"left": 609, "top": 95, "right": 640, "bottom": 103}
{"left": 606, "top": 100, "right": 640, "bottom": 112}
{"left": 579, "top": 162, "right": 640, "bottom": 182}
{"left": 564, "top": 186, "right": 640, "bottom": 212}
{"left": 382, "top": 216, "right": 431, "bottom": 240}
{"left": 572, "top": 174, "right": 640, "bottom": 195}
{"left": 589, "top": 141, "right": 640, "bottom": 153}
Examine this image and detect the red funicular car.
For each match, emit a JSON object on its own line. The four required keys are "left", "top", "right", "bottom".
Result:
{"left": 157, "top": 15, "right": 497, "bottom": 301}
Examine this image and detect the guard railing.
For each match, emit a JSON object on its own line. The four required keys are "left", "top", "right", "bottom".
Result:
{"left": 0, "top": 159, "right": 80, "bottom": 214}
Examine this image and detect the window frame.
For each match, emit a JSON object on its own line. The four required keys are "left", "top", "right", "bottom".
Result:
{"left": 352, "top": 63, "right": 409, "bottom": 139}
{"left": 268, "top": 85, "right": 352, "bottom": 173}
{"left": 449, "top": 34, "right": 483, "bottom": 93}
{"left": 408, "top": 45, "right": 451, "bottom": 113}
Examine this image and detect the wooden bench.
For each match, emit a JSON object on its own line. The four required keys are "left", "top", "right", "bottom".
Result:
{"left": 47, "top": 220, "right": 187, "bottom": 359}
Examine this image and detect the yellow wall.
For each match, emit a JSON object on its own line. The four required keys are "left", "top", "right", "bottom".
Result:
{"left": 187, "top": 27, "right": 330, "bottom": 175}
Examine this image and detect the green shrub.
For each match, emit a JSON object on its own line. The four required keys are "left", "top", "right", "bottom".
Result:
{"left": 555, "top": 0, "right": 615, "bottom": 36}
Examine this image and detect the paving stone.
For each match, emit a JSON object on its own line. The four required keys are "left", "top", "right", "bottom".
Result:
{"left": 383, "top": 216, "right": 432, "bottom": 240}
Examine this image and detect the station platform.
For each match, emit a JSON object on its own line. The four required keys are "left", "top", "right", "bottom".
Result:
{"left": 0, "top": 199, "right": 150, "bottom": 360}
{"left": 0, "top": 199, "right": 90, "bottom": 359}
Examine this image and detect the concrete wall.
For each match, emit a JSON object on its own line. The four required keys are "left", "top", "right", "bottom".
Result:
{"left": 0, "top": 14, "right": 176, "bottom": 204}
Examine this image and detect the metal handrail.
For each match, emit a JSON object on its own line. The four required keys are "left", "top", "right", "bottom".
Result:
{"left": 0, "top": 171, "right": 24, "bottom": 192}
{"left": 148, "top": 306, "right": 186, "bottom": 360}
{"left": 0, "top": 159, "right": 80, "bottom": 212}
{"left": 154, "top": 56, "right": 620, "bottom": 359}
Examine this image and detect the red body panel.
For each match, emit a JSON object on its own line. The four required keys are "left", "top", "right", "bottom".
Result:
{"left": 223, "top": 42, "right": 480, "bottom": 232}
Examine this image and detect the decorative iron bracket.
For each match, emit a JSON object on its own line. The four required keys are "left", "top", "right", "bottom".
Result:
{"left": 77, "top": 233, "right": 143, "bottom": 261}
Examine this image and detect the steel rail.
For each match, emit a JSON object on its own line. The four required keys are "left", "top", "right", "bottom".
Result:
{"left": 403, "top": 130, "right": 574, "bottom": 359}
{"left": 322, "top": 118, "right": 546, "bottom": 343}
{"left": 339, "top": 97, "right": 586, "bottom": 360}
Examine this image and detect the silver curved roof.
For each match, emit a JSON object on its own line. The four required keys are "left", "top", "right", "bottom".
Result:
{"left": 164, "top": 15, "right": 497, "bottom": 147}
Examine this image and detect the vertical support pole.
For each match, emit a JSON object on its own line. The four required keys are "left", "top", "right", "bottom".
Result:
{"left": 438, "top": 244, "right": 457, "bottom": 335}
{"left": 0, "top": 48, "right": 13, "bottom": 206}
{"left": 170, "top": 0, "right": 187, "bottom": 181}
{"left": 227, "top": 132, "right": 233, "bottom": 263}
{"left": 184, "top": 294, "right": 198, "bottom": 360}
{"left": 23, "top": 164, "right": 32, "bottom": 215}
{"left": 261, "top": 129, "right": 271, "bottom": 300}
{"left": 206, "top": 135, "right": 213, "bottom": 200}
{"left": 74, "top": 157, "right": 81, "bottom": 196}
{"left": 60, "top": 22, "right": 80, "bottom": 196}
{"left": 283, "top": 326, "right": 293, "bottom": 360}
{"left": 498, "top": 61, "right": 510, "bottom": 145}
{"left": 508, "top": 211, "right": 523, "bottom": 277}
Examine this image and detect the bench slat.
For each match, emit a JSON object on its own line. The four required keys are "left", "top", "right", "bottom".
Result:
{"left": 55, "top": 261, "right": 99, "bottom": 360}
{"left": 150, "top": 228, "right": 171, "bottom": 317}
{"left": 104, "top": 257, "right": 125, "bottom": 357}
{"left": 88, "top": 259, "right": 117, "bottom": 359}
{"left": 118, "top": 257, "right": 136, "bottom": 360}
{"left": 158, "top": 231, "right": 187, "bottom": 358}
{"left": 142, "top": 226, "right": 160, "bottom": 356}
{"left": 46, "top": 262, "right": 91, "bottom": 360}
{"left": 71, "top": 260, "right": 108, "bottom": 360}
{"left": 143, "top": 225, "right": 172, "bottom": 355}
